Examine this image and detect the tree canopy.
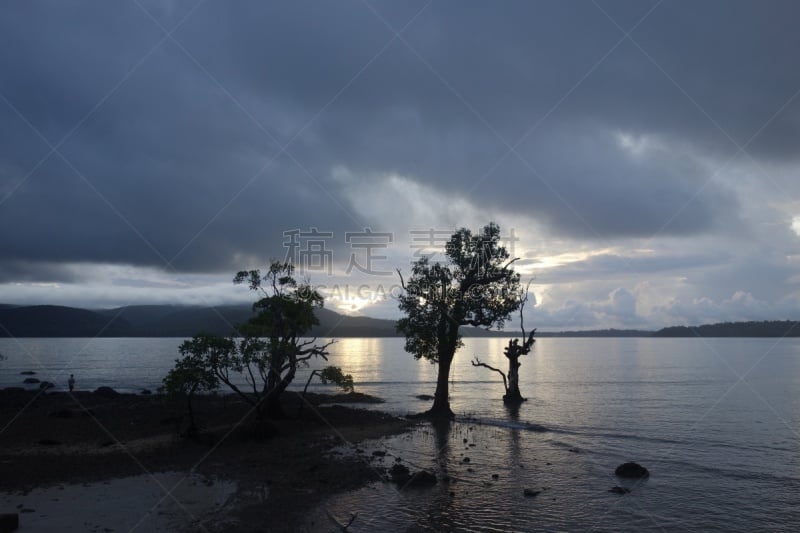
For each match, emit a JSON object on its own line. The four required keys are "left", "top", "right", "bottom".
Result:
{"left": 397, "top": 222, "right": 522, "bottom": 417}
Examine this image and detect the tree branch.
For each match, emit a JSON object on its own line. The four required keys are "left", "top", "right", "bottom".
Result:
{"left": 471, "top": 357, "right": 508, "bottom": 393}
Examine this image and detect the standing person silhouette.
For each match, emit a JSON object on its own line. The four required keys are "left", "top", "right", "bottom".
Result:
{"left": 68, "top": 374, "right": 75, "bottom": 392}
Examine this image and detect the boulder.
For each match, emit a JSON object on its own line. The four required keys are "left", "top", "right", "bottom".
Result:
{"left": 415, "top": 394, "right": 435, "bottom": 401}
{"left": 609, "top": 486, "right": 631, "bottom": 495}
{"left": 523, "top": 488, "right": 541, "bottom": 497}
{"left": 22, "top": 378, "right": 40, "bottom": 384}
{"left": 389, "top": 463, "right": 411, "bottom": 484}
{"left": 93, "top": 386, "right": 119, "bottom": 398}
{"left": 20, "top": 371, "right": 36, "bottom": 375}
{"left": 615, "top": 462, "right": 649, "bottom": 479}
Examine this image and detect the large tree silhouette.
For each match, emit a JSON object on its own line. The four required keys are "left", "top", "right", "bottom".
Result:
{"left": 397, "top": 223, "right": 522, "bottom": 418}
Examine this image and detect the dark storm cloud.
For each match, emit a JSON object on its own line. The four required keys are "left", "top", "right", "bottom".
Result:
{"left": 1, "top": 0, "right": 798, "bottom": 276}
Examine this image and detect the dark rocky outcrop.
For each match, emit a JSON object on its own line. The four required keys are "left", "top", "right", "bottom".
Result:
{"left": 615, "top": 462, "right": 649, "bottom": 478}
{"left": 22, "top": 378, "right": 39, "bottom": 384}
{"left": 93, "top": 386, "right": 119, "bottom": 398}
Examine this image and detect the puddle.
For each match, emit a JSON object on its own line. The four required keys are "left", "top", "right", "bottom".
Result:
{"left": 0, "top": 471, "right": 238, "bottom": 532}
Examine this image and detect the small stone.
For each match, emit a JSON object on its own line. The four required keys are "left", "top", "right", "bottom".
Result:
{"left": 462, "top": 457, "right": 470, "bottom": 463}
{"left": 523, "top": 488, "right": 541, "bottom": 497}
{"left": 615, "top": 462, "right": 649, "bottom": 479}
{"left": 609, "top": 486, "right": 631, "bottom": 495}
{"left": 372, "top": 450, "right": 386, "bottom": 457}
{"left": 491, "top": 474, "right": 499, "bottom": 480}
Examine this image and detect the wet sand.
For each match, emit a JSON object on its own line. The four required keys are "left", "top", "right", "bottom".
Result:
{"left": 0, "top": 388, "right": 412, "bottom": 532}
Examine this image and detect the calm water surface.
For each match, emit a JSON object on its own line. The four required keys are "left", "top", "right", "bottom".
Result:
{"left": 1, "top": 337, "right": 799, "bottom": 531}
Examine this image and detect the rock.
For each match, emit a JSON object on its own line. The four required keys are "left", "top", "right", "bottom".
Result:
{"left": 0, "top": 512, "right": 19, "bottom": 531}
{"left": 93, "top": 386, "right": 119, "bottom": 398}
{"left": 408, "top": 470, "right": 437, "bottom": 486}
{"left": 22, "top": 378, "right": 40, "bottom": 384}
{"left": 20, "top": 371, "right": 36, "bottom": 375}
{"left": 389, "top": 463, "right": 411, "bottom": 484}
{"left": 491, "top": 474, "right": 499, "bottom": 480}
{"left": 140, "top": 389, "right": 152, "bottom": 395}
{"left": 372, "top": 450, "right": 386, "bottom": 457}
{"left": 523, "top": 488, "right": 541, "bottom": 497}
{"left": 389, "top": 464, "right": 437, "bottom": 487}
{"left": 462, "top": 457, "right": 470, "bottom": 463}
{"left": 615, "top": 462, "right": 649, "bottom": 479}
{"left": 609, "top": 486, "right": 631, "bottom": 495}
{"left": 415, "top": 394, "right": 435, "bottom": 401}
{"left": 38, "top": 382, "right": 54, "bottom": 390}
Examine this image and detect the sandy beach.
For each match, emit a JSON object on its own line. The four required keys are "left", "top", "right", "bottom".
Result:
{"left": 0, "top": 388, "right": 412, "bottom": 532}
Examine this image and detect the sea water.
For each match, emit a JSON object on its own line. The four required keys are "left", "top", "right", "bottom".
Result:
{"left": 1, "top": 337, "right": 799, "bottom": 530}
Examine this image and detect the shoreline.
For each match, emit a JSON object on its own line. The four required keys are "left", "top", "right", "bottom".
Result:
{"left": 0, "top": 388, "right": 414, "bottom": 531}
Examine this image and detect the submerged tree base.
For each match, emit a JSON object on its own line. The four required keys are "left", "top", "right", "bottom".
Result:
{"left": 502, "top": 395, "right": 527, "bottom": 405}
{"left": 408, "top": 406, "right": 456, "bottom": 420}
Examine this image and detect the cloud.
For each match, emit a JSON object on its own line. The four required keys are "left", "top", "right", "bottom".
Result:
{"left": 1, "top": 1, "right": 800, "bottom": 317}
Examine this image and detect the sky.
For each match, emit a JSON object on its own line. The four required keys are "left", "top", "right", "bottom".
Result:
{"left": 1, "top": 0, "right": 800, "bottom": 331}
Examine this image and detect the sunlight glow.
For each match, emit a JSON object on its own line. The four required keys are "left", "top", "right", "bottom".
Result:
{"left": 530, "top": 248, "right": 615, "bottom": 270}
{"left": 791, "top": 216, "right": 800, "bottom": 236}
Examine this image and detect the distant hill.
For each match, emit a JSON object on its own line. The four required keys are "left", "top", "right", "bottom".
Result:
{"left": 536, "top": 329, "right": 651, "bottom": 338}
{"left": 0, "top": 304, "right": 797, "bottom": 338}
{"left": 96, "top": 305, "right": 255, "bottom": 337}
{"left": 652, "top": 320, "right": 800, "bottom": 337}
{"left": 0, "top": 305, "right": 132, "bottom": 337}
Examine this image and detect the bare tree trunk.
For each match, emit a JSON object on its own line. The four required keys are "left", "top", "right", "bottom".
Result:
{"left": 503, "top": 355, "right": 524, "bottom": 403}
{"left": 428, "top": 347, "right": 455, "bottom": 418}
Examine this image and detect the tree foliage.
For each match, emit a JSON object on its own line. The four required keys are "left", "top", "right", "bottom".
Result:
{"left": 397, "top": 222, "right": 522, "bottom": 417}
{"left": 166, "top": 261, "right": 333, "bottom": 420}
{"left": 161, "top": 338, "right": 221, "bottom": 434}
